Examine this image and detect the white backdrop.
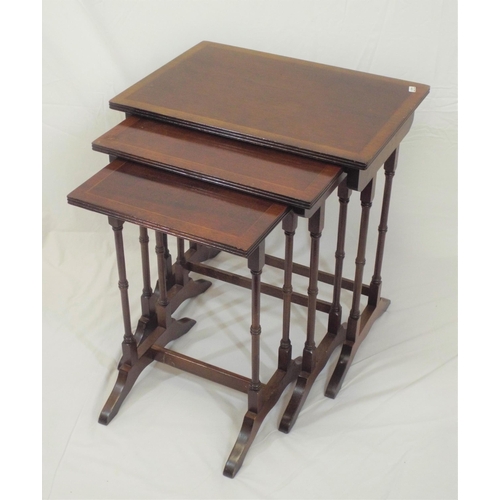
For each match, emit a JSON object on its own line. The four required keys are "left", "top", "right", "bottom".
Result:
{"left": 43, "top": 1, "right": 457, "bottom": 498}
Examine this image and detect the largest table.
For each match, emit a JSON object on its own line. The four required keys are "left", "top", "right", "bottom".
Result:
{"left": 93, "top": 41, "right": 429, "bottom": 476}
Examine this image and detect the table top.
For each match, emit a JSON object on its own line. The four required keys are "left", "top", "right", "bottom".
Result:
{"left": 110, "top": 41, "right": 430, "bottom": 170}
{"left": 67, "top": 160, "right": 288, "bottom": 257}
{"left": 92, "top": 115, "right": 344, "bottom": 212}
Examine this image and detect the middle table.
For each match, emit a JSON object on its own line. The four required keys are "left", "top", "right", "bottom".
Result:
{"left": 93, "top": 114, "right": 353, "bottom": 434}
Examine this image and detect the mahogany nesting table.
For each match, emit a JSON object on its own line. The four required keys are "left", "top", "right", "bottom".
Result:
{"left": 68, "top": 41, "right": 429, "bottom": 477}
{"left": 68, "top": 159, "right": 300, "bottom": 477}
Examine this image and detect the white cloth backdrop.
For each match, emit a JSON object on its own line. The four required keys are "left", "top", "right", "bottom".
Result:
{"left": 43, "top": 1, "right": 457, "bottom": 498}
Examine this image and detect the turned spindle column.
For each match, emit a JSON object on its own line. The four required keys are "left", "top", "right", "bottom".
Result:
{"left": 109, "top": 217, "right": 138, "bottom": 366}
{"left": 224, "top": 238, "right": 300, "bottom": 478}
{"left": 279, "top": 203, "right": 331, "bottom": 433}
{"left": 162, "top": 232, "right": 175, "bottom": 290}
{"left": 303, "top": 204, "right": 325, "bottom": 373}
{"left": 155, "top": 231, "right": 169, "bottom": 327}
{"left": 346, "top": 179, "right": 375, "bottom": 342}
{"left": 248, "top": 243, "right": 265, "bottom": 413}
{"left": 328, "top": 180, "right": 352, "bottom": 335}
{"left": 139, "top": 226, "right": 153, "bottom": 317}
{"left": 278, "top": 212, "right": 298, "bottom": 371}
{"left": 368, "top": 148, "right": 399, "bottom": 306}
{"left": 325, "top": 179, "right": 376, "bottom": 399}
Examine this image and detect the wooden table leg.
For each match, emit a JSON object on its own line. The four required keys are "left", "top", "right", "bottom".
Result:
{"left": 160, "top": 237, "right": 214, "bottom": 307}
{"left": 223, "top": 244, "right": 264, "bottom": 477}
{"left": 100, "top": 217, "right": 139, "bottom": 423}
{"left": 325, "top": 150, "right": 398, "bottom": 399}
{"left": 368, "top": 148, "right": 398, "bottom": 306}
{"left": 139, "top": 226, "right": 153, "bottom": 319}
{"left": 162, "top": 232, "right": 175, "bottom": 290}
{"left": 279, "top": 204, "right": 333, "bottom": 432}
{"left": 224, "top": 237, "right": 302, "bottom": 477}
{"left": 122, "top": 227, "right": 212, "bottom": 359}
{"left": 99, "top": 226, "right": 203, "bottom": 425}
{"left": 278, "top": 212, "right": 298, "bottom": 371}
{"left": 325, "top": 179, "right": 375, "bottom": 398}
{"left": 120, "top": 226, "right": 155, "bottom": 363}
{"left": 326, "top": 174, "right": 384, "bottom": 399}
{"left": 109, "top": 217, "right": 138, "bottom": 366}
{"left": 328, "top": 179, "right": 351, "bottom": 334}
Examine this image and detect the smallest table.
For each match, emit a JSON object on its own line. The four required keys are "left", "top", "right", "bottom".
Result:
{"left": 68, "top": 159, "right": 303, "bottom": 477}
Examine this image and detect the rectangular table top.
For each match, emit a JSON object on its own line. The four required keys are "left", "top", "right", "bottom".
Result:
{"left": 110, "top": 41, "right": 430, "bottom": 170}
{"left": 92, "top": 115, "right": 344, "bottom": 212}
{"left": 67, "top": 160, "right": 288, "bottom": 257}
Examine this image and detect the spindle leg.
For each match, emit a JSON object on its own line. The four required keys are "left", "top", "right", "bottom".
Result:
{"left": 99, "top": 218, "right": 140, "bottom": 424}
{"left": 368, "top": 148, "right": 398, "bottom": 306}
{"left": 166, "top": 236, "right": 213, "bottom": 309}
{"left": 153, "top": 230, "right": 198, "bottom": 345}
{"left": 326, "top": 178, "right": 376, "bottom": 398}
{"left": 109, "top": 217, "right": 138, "bottom": 366}
{"left": 223, "top": 244, "right": 264, "bottom": 477}
{"left": 139, "top": 226, "right": 153, "bottom": 315}
{"left": 155, "top": 231, "right": 169, "bottom": 327}
{"left": 224, "top": 242, "right": 300, "bottom": 478}
{"left": 279, "top": 212, "right": 298, "bottom": 371}
{"left": 279, "top": 204, "right": 326, "bottom": 433}
{"left": 328, "top": 180, "right": 352, "bottom": 335}
{"left": 99, "top": 227, "right": 200, "bottom": 426}
{"left": 118, "top": 226, "right": 154, "bottom": 363}
{"left": 162, "top": 232, "right": 176, "bottom": 290}
{"left": 248, "top": 245, "right": 264, "bottom": 413}
{"left": 131, "top": 226, "right": 155, "bottom": 345}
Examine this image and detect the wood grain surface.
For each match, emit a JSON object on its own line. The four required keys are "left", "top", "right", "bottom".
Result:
{"left": 92, "top": 116, "right": 344, "bottom": 210}
{"left": 67, "top": 160, "right": 289, "bottom": 256}
{"left": 110, "top": 41, "right": 430, "bottom": 169}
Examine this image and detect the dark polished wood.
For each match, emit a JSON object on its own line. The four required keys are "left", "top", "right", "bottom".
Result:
{"left": 109, "top": 217, "right": 138, "bottom": 367}
{"left": 368, "top": 148, "right": 398, "bottom": 306}
{"left": 324, "top": 150, "right": 400, "bottom": 400}
{"left": 223, "top": 357, "right": 301, "bottom": 478}
{"left": 328, "top": 180, "right": 352, "bottom": 334}
{"left": 152, "top": 344, "right": 251, "bottom": 393}
{"left": 279, "top": 204, "right": 346, "bottom": 433}
{"left": 162, "top": 232, "right": 176, "bottom": 290}
{"left": 97, "top": 46, "right": 430, "bottom": 436}
{"left": 68, "top": 159, "right": 289, "bottom": 257}
{"left": 343, "top": 116, "right": 410, "bottom": 191}
{"left": 325, "top": 179, "right": 377, "bottom": 399}
{"left": 99, "top": 318, "right": 197, "bottom": 425}
{"left": 224, "top": 242, "right": 300, "bottom": 478}
{"left": 325, "top": 298, "right": 390, "bottom": 399}
{"left": 139, "top": 227, "right": 153, "bottom": 319}
{"left": 264, "top": 254, "right": 370, "bottom": 295}
{"left": 184, "top": 259, "right": 333, "bottom": 313}
{"left": 69, "top": 162, "right": 302, "bottom": 477}
{"left": 248, "top": 243, "right": 265, "bottom": 411}
{"left": 109, "top": 41, "right": 429, "bottom": 170}
{"left": 92, "top": 116, "right": 344, "bottom": 211}
{"left": 347, "top": 179, "right": 376, "bottom": 342}
{"left": 155, "top": 230, "right": 169, "bottom": 326}
{"left": 100, "top": 249, "right": 213, "bottom": 424}
{"left": 279, "top": 213, "right": 298, "bottom": 371}
{"left": 69, "top": 41, "right": 430, "bottom": 478}
{"left": 304, "top": 205, "right": 325, "bottom": 373}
